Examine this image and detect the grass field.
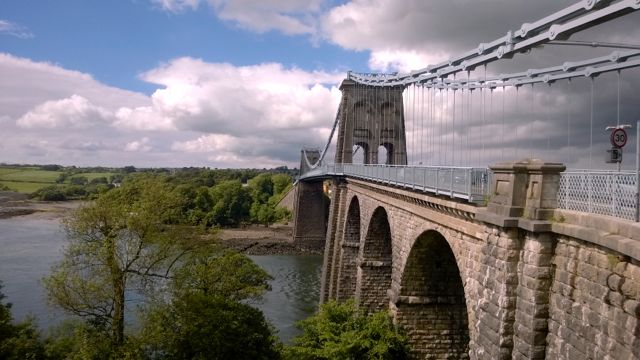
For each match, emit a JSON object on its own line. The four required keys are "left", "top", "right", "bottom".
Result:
{"left": 0, "top": 166, "right": 115, "bottom": 194}
{"left": 0, "top": 180, "right": 51, "bottom": 193}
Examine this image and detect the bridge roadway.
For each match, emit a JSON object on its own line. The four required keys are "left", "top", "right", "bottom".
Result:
{"left": 290, "top": 159, "right": 640, "bottom": 359}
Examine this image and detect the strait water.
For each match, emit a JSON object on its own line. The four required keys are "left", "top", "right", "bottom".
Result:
{"left": 0, "top": 216, "right": 322, "bottom": 343}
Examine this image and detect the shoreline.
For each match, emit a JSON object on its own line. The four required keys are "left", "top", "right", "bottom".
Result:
{"left": 217, "top": 225, "right": 324, "bottom": 256}
{"left": 0, "top": 191, "right": 323, "bottom": 256}
{"left": 0, "top": 191, "right": 82, "bottom": 220}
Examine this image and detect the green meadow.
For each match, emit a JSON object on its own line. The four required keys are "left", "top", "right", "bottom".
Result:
{"left": 0, "top": 166, "right": 114, "bottom": 194}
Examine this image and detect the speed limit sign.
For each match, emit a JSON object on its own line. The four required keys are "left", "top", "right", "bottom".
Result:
{"left": 610, "top": 128, "right": 627, "bottom": 148}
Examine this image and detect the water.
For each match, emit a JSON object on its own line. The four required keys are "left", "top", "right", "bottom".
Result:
{"left": 0, "top": 215, "right": 322, "bottom": 343}
{"left": 0, "top": 217, "right": 67, "bottom": 328}
{"left": 250, "top": 255, "right": 322, "bottom": 343}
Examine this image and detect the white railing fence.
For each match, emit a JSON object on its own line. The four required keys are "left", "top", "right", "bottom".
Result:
{"left": 558, "top": 170, "right": 639, "bottom": 221}
{"left": 301, "top": 163, "right": 490, "bottom": 203}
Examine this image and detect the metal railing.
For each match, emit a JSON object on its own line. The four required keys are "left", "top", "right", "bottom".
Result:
{"left": 300, "top": 163, "right": 491, "bottom": 203}
{"left": 558, "top": 170, "right": 638, "bottom": 221}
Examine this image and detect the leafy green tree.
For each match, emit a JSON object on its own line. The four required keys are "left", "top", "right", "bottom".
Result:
{"left": 249, "top": 173, "right": 274, "bottom": 204}
{"left": 89, "top": 177, "right": 108, "bottom": 185}
{"left": 171, "top": 249, "right": 271, "bottom": 301}
{"left": 44, "top": 175, "right": 204, "bottom": 347}
{"left": 0, "top": 281, "right": 46, "bottom": 359}
{"left": 140, "top": 294, "right": 281, "bottom": 360}
{"left": 69, "top": 176, "right": 88, "bottom": 186}
{"left": 271, "top": 174, "right": 291, "bottom": 196}
{"left": 35, "top": 186, "right": 67, "bottom": 201}
{"left": 208, "top": 180, "right": 251, "bottom": 226}
{"left": 285, "top": 300, "right": 409, "bottom": 360}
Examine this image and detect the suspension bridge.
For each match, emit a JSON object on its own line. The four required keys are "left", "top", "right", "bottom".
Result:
{"left": 285, "top": 1, "right": 640, "bottom": 359}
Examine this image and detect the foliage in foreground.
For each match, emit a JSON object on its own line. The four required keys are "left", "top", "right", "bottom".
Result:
{"left": 0, "top": 282, "right": 46, "bottom": 359}
{"left": 139, "top": 294, "right": 281, "bottom": 360}
{"left": 42, "top": 174, "right": 277, "bottom": 358}
{"left": 285, "top": 300, "right": 409, "bottom": 360}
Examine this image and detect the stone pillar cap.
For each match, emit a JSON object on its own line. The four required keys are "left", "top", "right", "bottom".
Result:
{"left": 490, "top": 158, "right": 566, "bottom": 173}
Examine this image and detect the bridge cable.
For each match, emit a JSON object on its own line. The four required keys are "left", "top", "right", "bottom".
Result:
{"left": 617, "top": 70, "right": 621, "bottom": 126}
{"left": 530, "top": 83, "right": 535, "bottom": 159}
{"left": 502, "top": 85, "right": 506, "bottom": 161}
{"left": 453, "top": 74, "right": 457, "bottom": 166}
{"left": 546, "top": 83, "right": 552, "bottom": 159}
{"left": 590, "top": 76, "right": 595, "bottom": 169}
{"left": 567, "top": 79, "right": 572, "bottom": 165}
{"left": 482, "top": 64, "right": 487, "bottom": 165}
{"left": 515, "top": 86, "right": 520, "bottom": 160}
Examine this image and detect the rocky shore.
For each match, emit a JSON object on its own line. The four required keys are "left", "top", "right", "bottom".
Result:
{"left": 218, "top": 225, "right": 324, "bottom": 256}
{"left": 0, "top": 191, "right": 81, "bottom": 220}
{"left": 0, "top": 191, "right": 323, "bottom": 256}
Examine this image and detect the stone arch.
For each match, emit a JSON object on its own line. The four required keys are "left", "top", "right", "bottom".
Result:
{"left": 377, "top": 145, "right": 388, "bottom": 164}
{"left": 353, "top": 142, "right": 369, "bottom": 164}
{"left": 355, "top": 206, "right": 393, "bottom": 312}
{"left": 336, "top": 196, "right": 360, "bottom": 300}
{"left": 395, "top": 230, "right": 470, "bottom": 359}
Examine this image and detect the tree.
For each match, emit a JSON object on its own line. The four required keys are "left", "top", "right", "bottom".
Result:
{"left": 271, "top": 174, "right": 291, "bottom": 196}
{"left": 171, "top": 250, "right": 271, "bottom": 301}
{"left": 69, "top": 176, "right": 88, "bottom": 186}
{"left": 285, "top": 300, "right": 409, "bottom": 360}
{"left": 140, "top": 294, "right": 281, "bottom": 360}
{"left": 208, "top": 180, "right": 251, "bottom": 226}
{"left": 44, "top": 175, "right": 205, "bottom": 347}
{"left": 0, "top": 281, "right": 45, "bottom": 359}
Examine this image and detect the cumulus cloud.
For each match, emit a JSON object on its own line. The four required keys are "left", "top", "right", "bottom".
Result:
{"left": 16, "top": 95, "right": 112, "bottom": 129}
{"left": 155, "top": 0, "right": 323, "bottom": 35}
{"left": 125, "top": 137, "right": 153, "bottom": 152}
{"left": 152, "top": 0, "right": 200, "bottom": 12}
{"left": 0, "top": 19, "right": 33, "bottom": 39}
{"left": 135, "top": 57, "right": 342, "bottom": 137}
{"left": 1, "top": 53, "right": 344, "bottom": 167}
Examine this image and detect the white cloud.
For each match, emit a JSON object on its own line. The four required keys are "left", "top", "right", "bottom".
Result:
{"left": 152, "top": 0, "right": 200, "bottom": 12}
{"left": 0, "top": 19, "right": 33, "bottom": 39}
{"left": 154, "top": 0, "right": 323, "bottom": 35}
{"left": 114, "top": 106, "right": 175, "bottom": 131}
{"left": 125, "top": 137, "right": 153, "bottom": 152}
{"left": 0, "top": 53, "right": 344, "bottom": 167}
{"left": 16, "top": 95, "right": 112, "bottom": 129}
{"left": 136, "top": 57, "right": 343, "bottom": 136}
{"left": 368, "top": 49, "right": 449, "bottom": 73}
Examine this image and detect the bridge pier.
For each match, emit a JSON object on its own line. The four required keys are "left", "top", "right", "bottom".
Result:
{"left": 291, "top": 180, "right": 328, "bottom": 249}
{"left": 313, "top": 157, "right": 640, "bottom": 359}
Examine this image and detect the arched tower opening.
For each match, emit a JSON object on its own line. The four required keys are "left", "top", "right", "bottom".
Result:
{"left": 395, "top": 230, "right": 470, "bottom": 359}
{"left": 334, "top": 80, "right": 407, "bottom": 165}
{"left": 377, "top": 145, "right": 388, "bottom": 165}
{"left": 336, "top": 196, "right": 360, "bottom": 301}
{"left": 355, "top": 207, "right": 393, "bottom": 312}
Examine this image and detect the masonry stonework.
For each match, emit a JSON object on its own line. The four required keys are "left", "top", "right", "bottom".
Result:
{"left": 308, "top": 159, "right": 640, "bottom": 359}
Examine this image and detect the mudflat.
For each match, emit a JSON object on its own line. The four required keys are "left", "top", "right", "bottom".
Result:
{"left": 0, "top": 191, "right": 82, "bottom": 220}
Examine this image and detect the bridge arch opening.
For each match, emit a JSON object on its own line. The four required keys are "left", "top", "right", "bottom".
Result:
{"left": 353, "top": 142, "right": 369, "bottom": 164}
{"left": 396, "top": 230, "right": 470, "bottom": 359}
{"left": 377, "top": 145, "right": 387, "bottom": 165}
{"left": 356, "top": 206, "right": 392, "bottom": 312}
{"left": 337, "top": 196, "right": 360, "bottom": 300}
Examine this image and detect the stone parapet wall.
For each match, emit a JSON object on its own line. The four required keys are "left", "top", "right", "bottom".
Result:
{"left": 317, "top": 175, "right": 640, "bottom": 359}
{"left": 547, "top": 235, "right": 640, "bottom": 359}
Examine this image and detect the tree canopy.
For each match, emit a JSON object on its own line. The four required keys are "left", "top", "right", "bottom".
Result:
{"left": 285, "top": 300, "right": 409, "bottom": 360}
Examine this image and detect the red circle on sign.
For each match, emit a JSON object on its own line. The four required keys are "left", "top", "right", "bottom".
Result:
{"left": 610, "top": 128, "right": 627, "bottom": 148}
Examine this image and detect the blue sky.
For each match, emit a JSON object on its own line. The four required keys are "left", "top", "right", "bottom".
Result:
{"left": 1, "top": 0, "right": 639, "bottom": 169}
{"left": 0, "top": 0, "right": 366, "bottom": 94}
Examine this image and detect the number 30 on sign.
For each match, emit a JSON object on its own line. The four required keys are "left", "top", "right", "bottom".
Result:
{"left": 610, "top": 128, "right": 627, "bottom": 148}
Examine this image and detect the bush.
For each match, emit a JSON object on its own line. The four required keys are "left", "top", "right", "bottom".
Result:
{"left": 141, "top": 294, "right": 281, "bottom": 360}
{"left": 285, "top": 300, "right": 409, "bottom": 360}
{"left": 35, "top": 186, "right": 67, "bottom": 201}
{"left": 69, "top": 176, "right": 88, "bottom": 186}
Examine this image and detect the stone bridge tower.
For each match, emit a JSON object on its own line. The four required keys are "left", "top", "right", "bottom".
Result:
{"left": 335, "top": 79, "right": 407, "bottom": 165}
